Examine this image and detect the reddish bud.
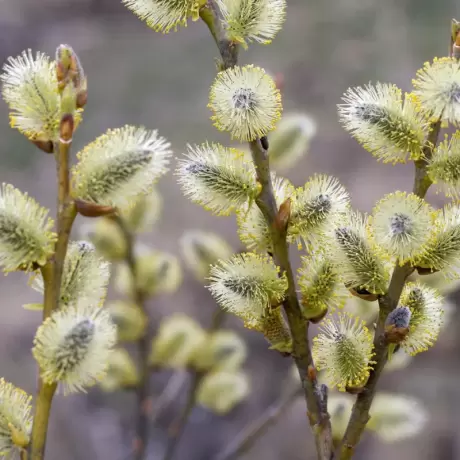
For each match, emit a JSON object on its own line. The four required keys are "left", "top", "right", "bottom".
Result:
{"left": 75, "top": 199, "right": 116, "bottom": 218}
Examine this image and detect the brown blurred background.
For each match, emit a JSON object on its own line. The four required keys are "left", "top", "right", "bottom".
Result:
{"left": 1, "top": 0, "right": 460, "bottom": 459}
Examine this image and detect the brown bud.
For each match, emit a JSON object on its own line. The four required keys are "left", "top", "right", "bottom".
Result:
{"left": 59, "top": 114, "right": 74, "bottom": 143}
{"left": 348, "top": 287, "right": 378, "bottom": 302}
{"left": 415, "top": 266, "right": 439, "bottom": 276}
{"left": 307, "top": 365, "right": 317, "bottom": 382}
{"left": 307, "top": 307, "right": 329, "bottom": 324}
{"left": 31, "top": 139, "right": 54, "bottom": 154}
{"left": 275, "top": 197, "right": 291, "bottom": 232}
{"left": 75, "top": 199, "right": 116, "bottom": 218}
{"left": 76, "top": 90, "right": 88, "bottom": 109}
{"left": 384, "top": 324, "right": 410, "bottom": 344}
{"left": 345, "top": 385, "right": 365, "bottom": 395}
{"left": 260, "top": 136, "right": 269, "bottom": 150}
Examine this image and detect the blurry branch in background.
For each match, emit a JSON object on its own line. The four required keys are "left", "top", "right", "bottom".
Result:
{"left": 215, "top": 376, "right": 302, "bottom": 460}
{"left": 87, "top": 205, "right": 250, "bottom": 460}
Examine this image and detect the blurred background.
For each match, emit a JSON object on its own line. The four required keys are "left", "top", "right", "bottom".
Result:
{"left": 1, "top": 0, "right": 460, "bottom": 459}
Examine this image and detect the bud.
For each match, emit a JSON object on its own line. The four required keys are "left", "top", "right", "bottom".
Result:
{"left": 115, "top": 250, "right": 182, "bottom": 298}
{"left": 0, "top": 379, "right": 32, "bottom": 455}
{"left": 81, "top": 218, "right": 127, "bottom": 261}
{"left": 384, "top": 306, "right": 411, "bottom": 343}
{"left": 267, "top": 113, "right": 316, "bottom": 171}
{"left": 180, "top": 229, "right": 233, "bottom": 282}
{"left": 32, "top": 303, "right": 117, "bottom": 393}
{"left": 298, "top": 253, "right": 347, "bottom": 322}
{"left": 176, "top": 143, "right": 258, "bottom": 216}
{"left": 331, "top": 211, "right": 389, "bottom": 296}
{"left": 288, "top": 174, "right": 350, "bottom": 250}
{"left": 55, "top": 44, "right": 87, "bottom": 107}
{"left": 75, "top": 199, "right": 116, "bottom": 218}
{"left": 312, "top": 312, "right": 375, "bottom": 391}
{"left": 0, "top": 184, "right": 56, "bottom": 272}
{"left": 208, "top": 253, "right": 287, "bottom": 329}
{"left": 191, "top": 330, "right": 247, "bottom": 372}
{"left": 29, "top": 240, "right": 110, "bottom": 309}
{"left": 452, "top": 19, "right": 460, "bottom": 60}
{"left": 368, "top": 393, "right": 428, "bottom": 442}
{"left": 99, "top": 348, "right": 139, "bottom": 392}
{"left": 31, "top": 139, "right": 54, "bottom": 154}
{"left": 149, "top": 314, "right": 207, "bottom": 369}
{"left": 108, "top": 300, "right": 147, "bottom": 342}
{"left": 197, "top": 370, "right": 250, "bottom": 415}
{"left": 72, "top": 126, "right": 171, "bottom": 209}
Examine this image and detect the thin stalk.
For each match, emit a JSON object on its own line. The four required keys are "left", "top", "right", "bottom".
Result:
{"left": 214, "top": 386, "right": 302, "bottom": 460}
{"left": 200, "top": 4, "right": 333, "bottom": 458}
{"left": 150, "top": 372, "right": 188, "bottom": 425}
{"left": 162, "top": 372, "right": 203, "bottom": 460}
{"left": 30, "top": 134, "right": 76, "bottom": 459}
{"left": 159, "top": 306, "right": 226, "bottom": 460}
{"left": 111, "top": 214, "right": 151, "bottom": 460}
{"left": 337, "top": 120, "right": 442, "bottom": 459}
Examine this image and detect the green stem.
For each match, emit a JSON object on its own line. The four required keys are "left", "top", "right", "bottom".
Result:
{"left": 30, "top": 135, "right": 76, "bottom": 460}
{"left": 337, "top": 119, "right": 442, "bottom": 460}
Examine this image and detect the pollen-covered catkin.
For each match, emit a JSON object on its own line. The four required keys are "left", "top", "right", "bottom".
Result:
{"left": 208, "top": 65, "right": 282, "bottom": 141}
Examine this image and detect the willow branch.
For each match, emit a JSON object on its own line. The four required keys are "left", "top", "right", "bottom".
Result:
{"left": 215, "top": 385, "right": 302, "bottom": 460}
{"left": 200, "top": 4, "right": 333, "bottom": 459}
{"left": 160, "top": 305, "right": 226, "bottom": 460}
{"left": 337, "top": 120, "right": 442, "bottom": 460}
{"left": 30, "top": 131, "right": 76, "bottom": 459}
{"left": 161, "top": 371, "right": 203, "bottom": 460}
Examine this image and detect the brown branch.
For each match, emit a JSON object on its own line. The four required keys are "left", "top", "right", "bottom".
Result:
{"left": 214, "top": 385, "right": 302, "bottom": 460}
{"left": 161, "top": 371, "right": 203, "bottom": 460}
{"left": 337, "top": 120, "right": 442, "bottom": 460}
{"left": 200, "top": 4, "right": 333, "bottom": 458}
{"left": 111, "top": 214, "right": 151, "bottom": 460}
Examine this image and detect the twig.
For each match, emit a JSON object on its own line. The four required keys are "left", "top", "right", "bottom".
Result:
{"left": 200, "top": 4, "right": 333, "bottom": 459}
{"left": 337, "top": 120, "right": 442, "bottom": 460}
{"left": 214, "top": 385, "right": 302, "bottom": 460}
{"left": 30, "top": 129, "right": 76, "bottom": 459}
{"left": 162, "top": 371, "right": 203, "bottom": 460}
{"left": 150, "top": 372, "right": 188, "bottom": 425}
{"left": 111, "top": 214, "right": 151, "bottom": 460}
{"left": 159, "top": 306, "right": 226, "bottom": 460}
